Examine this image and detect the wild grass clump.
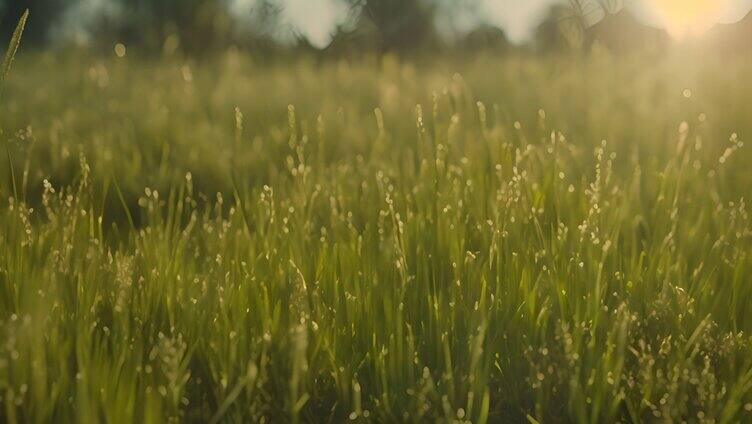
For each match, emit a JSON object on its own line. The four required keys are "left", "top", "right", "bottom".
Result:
{"left": 0, "top": 49, "right": 751, "bottom": 422}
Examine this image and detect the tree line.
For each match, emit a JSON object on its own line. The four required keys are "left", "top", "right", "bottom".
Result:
{"left": 0, "top": 0, "right": 601, "bottom": 57}
{"left": 7, "top": 0, "right": 744, "bottom": 58}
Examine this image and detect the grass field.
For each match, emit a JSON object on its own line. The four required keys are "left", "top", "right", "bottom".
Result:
{"left": 1, "top": 49, "right": 752, "bottom": 422}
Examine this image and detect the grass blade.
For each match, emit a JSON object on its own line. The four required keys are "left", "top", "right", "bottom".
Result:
{"left": 0, "top": 9, "right": 29, "bottom": 99}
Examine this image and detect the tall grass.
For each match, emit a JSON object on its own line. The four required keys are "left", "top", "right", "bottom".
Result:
{"left": 0, "top": 9, "right": 28, "bottom": 100}
{"left": 0, "top": 48, "right": 751, "bottom": 422}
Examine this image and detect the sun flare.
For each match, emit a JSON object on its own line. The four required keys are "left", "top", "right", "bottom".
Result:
{"left": 645, "top": 0, "right": 731, "bottom": 38}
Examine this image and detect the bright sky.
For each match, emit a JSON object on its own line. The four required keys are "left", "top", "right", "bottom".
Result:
{"left": 279, "top": 0, "right": 351, "bottom": 47}
{"left": 479, "top": 0, "right": 561, "bottom": 43}
{"left": 277, "top": 0, "right": 752, "bottom": 48}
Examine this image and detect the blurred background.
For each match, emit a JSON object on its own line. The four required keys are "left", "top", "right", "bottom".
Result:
{"left": 1, "top": 0, "right": 751, "bottom": 58}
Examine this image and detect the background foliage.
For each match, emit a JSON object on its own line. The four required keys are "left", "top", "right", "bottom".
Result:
{"left": 5, "top": 0, "right": 738, "bottom": 56}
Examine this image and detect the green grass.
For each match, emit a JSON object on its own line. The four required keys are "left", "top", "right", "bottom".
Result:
{"left": 0, "top": 49, "right": 751, "bottom": 422}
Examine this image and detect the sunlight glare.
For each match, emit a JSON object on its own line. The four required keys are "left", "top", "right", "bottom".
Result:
{"left": 645, "top": 0, "right": 732, "bottom": 38}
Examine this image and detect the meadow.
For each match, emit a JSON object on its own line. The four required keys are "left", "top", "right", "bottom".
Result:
{"left": 1, "top": 47, "right": 752, "bottom": 422}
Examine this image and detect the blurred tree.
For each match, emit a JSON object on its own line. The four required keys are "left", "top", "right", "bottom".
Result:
{"left": 0, "top": 0, "right": 72, "bottom": 45}
{"left": 535, "top": 1, "right": 669, "bottom": 55}
{"left": 101, "top": 0, "right": 235, "bottom": 54}
{"left": 589, "top": 10, "right": 668, "bottom": 54}
{"left": 338, "top": 0, "right": 480, "bottom": 55}
{"left": 231, "top": 0, "right": 285, "bottom": 53}
{"left": 342, "top": 0, "right": 440, "bottom": 55}
{"left": 534, "top": 4, "right": 584, "bottom": 52}
{"left": 86, "top": 0, "right": 288, "bottom": 56}
{"left": 459, "top": 23, "right": 510, "bottom": 54}
{"left": 325, "top": 20, "right": 380, "bottom": 58}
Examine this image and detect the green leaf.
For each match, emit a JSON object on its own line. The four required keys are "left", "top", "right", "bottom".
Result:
{"left": 0, "top": 9, "right": 29, "bottom": 97}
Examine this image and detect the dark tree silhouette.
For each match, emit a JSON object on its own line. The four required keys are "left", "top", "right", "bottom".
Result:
{"left": 534, "top": 4, "right": 583, "bottom": 52}
{"left": 342, "top": 0, "right": 441, "bottom": 55}
{"left": 101, "top": 0, "right": 235, "bottom": 54}
{"left": 589, "top": 10, "right": 668, "bottom": 53}
{"left": 232, "top": 0, "right": 284, "bottom": 51}
{"left": 534, "top": 1, "right": 668, "bottom": 54}
{"left": 95, "top": 0, "right": 290, "bottom": 55}
{"left": 460, "top": 23, "right": 510, "bottom": 54}
{"left": 338, "top": 0, "right": 480, "bottom": 55}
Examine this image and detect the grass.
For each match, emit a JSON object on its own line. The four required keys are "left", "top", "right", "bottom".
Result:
{"left": 0, "top": 47, "right": 751, "bottom": 422}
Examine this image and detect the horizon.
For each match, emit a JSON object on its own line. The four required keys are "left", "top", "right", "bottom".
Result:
{"left": 279, "top": 0, "right": 752, "bottom": 48}
{"left": 48, "top": 0, "right": 752, "bottom": 49}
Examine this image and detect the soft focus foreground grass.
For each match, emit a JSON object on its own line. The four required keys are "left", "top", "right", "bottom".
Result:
{"left": 0, "top": 50, "right": 751, "bottom": 422}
